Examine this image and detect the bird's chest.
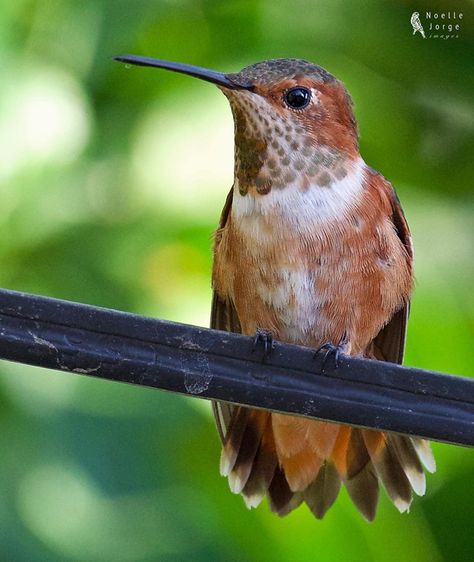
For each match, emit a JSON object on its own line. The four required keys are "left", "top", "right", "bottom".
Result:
{"left": 214, "top": 203, "right": 362, "bottom": 346}
{"left": 212, "top": 168, "right": 409, "bottom": 350}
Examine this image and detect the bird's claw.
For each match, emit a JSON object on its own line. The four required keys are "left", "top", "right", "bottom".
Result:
{"left": 313, "top": 333, "right": 349, "bottom": 373}
{"left": 252, "top": 328, "right": 274, "bottom": 362}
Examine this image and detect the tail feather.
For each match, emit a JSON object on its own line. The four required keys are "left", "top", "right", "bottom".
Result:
{"left": 228, "top": 411, "right": 269, "bottom": 493}
{"left": 273, "top": 415, "right": 324, "bottom": 492}
{"left": 268, "top": 466, "right": 303, "bottom": 516}
{"left": 412, "top": 437, "right": 436, "bottom": 473}
{"left": 272, "top": 413, "right": 308, "bottom": 456}
{"left": 242, "top": 416, "right": 278, "bottom": 508}
{"left": 346, "top": 429, "right": 371, "bottom": 479}
{"left": 280, "top": 448, "right": 324, "bottom": 492}
{"left": 363, "top": 430, "right": 412, "bottom": 513}
{"left": 344, "top": 461, "right": 379, "bottom": 521}
{"left": 305, "top": 421, "right": 340, "bottom": 458}
{"left": 343, "top": 429, "right": 379, "bottom": 520}
{"left": 219, "top": 406, "right": 250, "bottom": 477}
{"left": 304, "top": 462, "right": 341, "bottom": 519}
{"left": 331, "top": 426, "right": 352, "bottom": 476}
{"left": 218, "top": 408, "right": 435, "bottom": 519}
{"left": 390, "top": 434, "right": 426, "bottom": 496}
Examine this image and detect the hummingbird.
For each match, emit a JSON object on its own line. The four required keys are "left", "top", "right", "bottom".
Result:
{"left": 115, "top": 55, "right": 436, "bottom": 520}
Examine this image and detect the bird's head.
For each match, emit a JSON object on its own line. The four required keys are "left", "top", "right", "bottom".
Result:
{"left": 115, "top": 56, "right": 359, "bottom": 195}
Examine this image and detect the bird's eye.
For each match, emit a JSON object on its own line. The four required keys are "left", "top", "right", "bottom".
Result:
{"left": 284, "top": 87, "right": 311, "bottom": 109}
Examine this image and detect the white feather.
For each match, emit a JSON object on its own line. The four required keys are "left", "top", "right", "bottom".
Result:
{"left": 232, "top": 157, "right": 365, "bottom": 229}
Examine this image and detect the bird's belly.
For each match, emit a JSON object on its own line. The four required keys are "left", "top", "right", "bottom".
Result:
{"left": 223, "top": 247, "right": 401, "bottom": 354}
{"left": 254, "top": 266, "right": 322, "bottom": 345}
{"left": 214, "top": 200, "right": 411, "bottom": 354}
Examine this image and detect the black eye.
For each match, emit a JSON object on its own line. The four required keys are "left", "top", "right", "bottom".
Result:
{"left": 284, "top": 87, "right": 311, "bottom": 109}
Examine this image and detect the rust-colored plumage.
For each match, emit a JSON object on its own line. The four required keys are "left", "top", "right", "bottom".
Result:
{"left": 210, "top": 59, "right": 435, "bottom": 521}
{"left": 116, "top": 55, "right": 435, "bottom": 520}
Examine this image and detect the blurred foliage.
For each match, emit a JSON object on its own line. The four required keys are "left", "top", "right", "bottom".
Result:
{"left": 0, "top": 0, "right": 473, "bottom": 560}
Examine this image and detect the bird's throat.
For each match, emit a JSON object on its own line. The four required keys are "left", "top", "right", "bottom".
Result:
{"left": 228, "top": 93, "right": 356, "bottom": 198}
{"left": 231, "top": 156, "right": 366, "bottom": 228}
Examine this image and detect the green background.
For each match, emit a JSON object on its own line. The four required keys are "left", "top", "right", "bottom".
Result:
{"left": 0, "top": 0, "right": 473, "bottom": 560}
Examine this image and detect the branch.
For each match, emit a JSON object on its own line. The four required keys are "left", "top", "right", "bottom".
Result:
{"left": 0, "top": 288, "right": 472, "bottom": 446}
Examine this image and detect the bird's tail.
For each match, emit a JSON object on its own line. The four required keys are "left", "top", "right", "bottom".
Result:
{"left": 220, "top": 408, "right": 435, "bottom": 520}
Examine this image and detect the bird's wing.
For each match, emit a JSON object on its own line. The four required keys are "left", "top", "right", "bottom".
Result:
{"left": 210, "top": 188, "right": 242, "bottom": 443}
{"left": 372, "top": 176, "right": 413, "bottom": 365}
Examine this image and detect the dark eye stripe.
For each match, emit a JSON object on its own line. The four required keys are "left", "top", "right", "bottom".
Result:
{"left": 284, "top": 87, "right": 311, "bottom": 109}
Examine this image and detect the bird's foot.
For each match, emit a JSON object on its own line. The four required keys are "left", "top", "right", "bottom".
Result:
{"left": 313, "top": 333, "right": 349, "bottom": 373}
{"left": 252, "top": 328, "right": 274, "bottom": 362}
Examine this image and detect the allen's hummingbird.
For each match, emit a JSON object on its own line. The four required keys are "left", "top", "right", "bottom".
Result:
{"left": 115, "top": 55, "right": 436, "bottom": 520}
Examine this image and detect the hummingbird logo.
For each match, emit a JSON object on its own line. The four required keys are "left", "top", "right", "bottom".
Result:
{"left": 411, "top": 12, "right": 426, "bottom": 38}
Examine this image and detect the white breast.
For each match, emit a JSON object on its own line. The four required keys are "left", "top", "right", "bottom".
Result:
{"left": 231, "top": 156, "right": 366, "bottom": 231}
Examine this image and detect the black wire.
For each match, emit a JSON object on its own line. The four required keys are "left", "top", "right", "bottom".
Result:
{"left": 0, "top": 288, "right": 472, "bottom": 446}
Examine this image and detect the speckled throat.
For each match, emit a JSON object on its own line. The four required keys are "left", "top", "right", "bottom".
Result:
{"left": 226, "top": 90, "right": 350, "bottom": 196}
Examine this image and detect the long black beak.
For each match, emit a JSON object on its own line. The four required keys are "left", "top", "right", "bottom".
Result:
{"left": 114, "top": 55, "right": 252, "bottom": 90}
